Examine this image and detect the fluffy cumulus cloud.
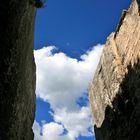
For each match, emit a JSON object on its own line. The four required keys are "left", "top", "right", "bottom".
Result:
{"left": 33, "top": 121, "right": 71, "bottom": 140}
{"left": 33, "top": 45, "right": 103, "bottom": 140}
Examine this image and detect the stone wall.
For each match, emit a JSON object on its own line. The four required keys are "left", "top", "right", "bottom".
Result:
{"left": 89, "top": 0, "right": 140, "bottom": 140}
{"left": 0, "top": 1, "right": 36, "bottom": 140}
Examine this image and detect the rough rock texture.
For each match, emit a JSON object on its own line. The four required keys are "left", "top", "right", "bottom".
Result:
{"left": 89, "top": 0, "right": 140, "bottom": 140}
{"left": 0, "top": 1, "right": 36, "bottom": 140}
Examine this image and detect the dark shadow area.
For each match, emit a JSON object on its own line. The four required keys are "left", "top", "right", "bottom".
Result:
{"left": 136, "top": 0, "right": 140, "bottom": 14}
{"left": 95, "top": 58, "right": 140, "bottom": 140}
{"left": 0, "top": 1, "right": 36, "bottom": 140}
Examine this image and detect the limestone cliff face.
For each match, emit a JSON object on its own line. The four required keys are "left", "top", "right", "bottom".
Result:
{"left": 89, "top": 0, "right": 140, "bottom": 140}
{"left": 0, "top": 1, "right": 36, "bottom": 140}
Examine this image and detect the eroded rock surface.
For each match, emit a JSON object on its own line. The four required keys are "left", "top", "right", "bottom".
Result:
{"left": 0, "top": 1, "right": 36, "bottom": 140}
{"left": 89, "top": 0, "right": 140, "bottom": 140}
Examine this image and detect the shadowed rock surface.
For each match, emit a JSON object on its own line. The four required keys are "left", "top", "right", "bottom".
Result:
{"left": 89, "top": 0, "right": 140, "bottom": 140}
{"left": 0, "top": 1, "right": 36, "bottom": 140}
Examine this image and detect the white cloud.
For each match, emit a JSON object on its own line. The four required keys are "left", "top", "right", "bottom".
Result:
{"left": 33, "top": 44, "right": 103, "bottom": 140}
{"left": 33, "top": 121, "right": 74, "bottom": 140}
{"left": 33, "top": 121, "right": 44, "bottom": 140}
{"left": 54, "top": 106, "right": 94, "bottom": 139}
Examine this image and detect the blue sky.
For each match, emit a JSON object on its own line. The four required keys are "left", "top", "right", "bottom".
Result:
{"left": 33, "top": 0, "right": 131, "bottom": 140}
{"left": 35, "top": 0, "right": 131, "bottom": 58}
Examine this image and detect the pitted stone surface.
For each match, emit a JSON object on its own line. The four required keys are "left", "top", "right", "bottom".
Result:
{"left": 0, "top": 1, "right": 36, "bottom": 140}
{"left": 89, "top": 1, "right": 140, "bottom": 140}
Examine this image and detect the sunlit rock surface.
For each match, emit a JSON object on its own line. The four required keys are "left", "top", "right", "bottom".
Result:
{"left": 89, "top": 0, "right": 140, "bottom": 140}
{"left": 0, "top": 1, "right": 36, "bottom": 140}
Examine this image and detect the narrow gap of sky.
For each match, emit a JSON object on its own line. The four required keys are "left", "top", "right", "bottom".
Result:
{"left": 35, "top": 0, "right": 131, "bottom": 58}
{"left": 34, "top": 0, "right": 131, "bottom": 140}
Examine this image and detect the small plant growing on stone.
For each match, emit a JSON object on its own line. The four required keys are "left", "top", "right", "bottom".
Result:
{"left": 30, "top": 0, "right": 47, "bottom": 8}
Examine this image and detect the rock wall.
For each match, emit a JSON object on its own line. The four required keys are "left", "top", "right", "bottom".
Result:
{"left": 89, "top": 0, "right": 140, "bottom": 140}
{"left": 0, "top": 1, "right": 36, "bottom": 140}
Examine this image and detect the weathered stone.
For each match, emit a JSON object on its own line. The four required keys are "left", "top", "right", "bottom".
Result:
{"left": 89, "top": 0, "right": 140, "bottom": 140}
{"left": 0, "top": 1, "right": 36, "bottom": 140}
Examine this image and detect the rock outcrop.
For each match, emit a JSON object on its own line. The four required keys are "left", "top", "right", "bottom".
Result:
{"left": 0, "top": 1, "right": 36, "bottom": 140}
{"left": 89, "top": 0, "right": 140, "bottom": 140}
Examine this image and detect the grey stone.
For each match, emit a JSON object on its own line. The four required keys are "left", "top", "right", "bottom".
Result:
{"left": 0, "top": 1, "right": 36, "bottom": 140}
